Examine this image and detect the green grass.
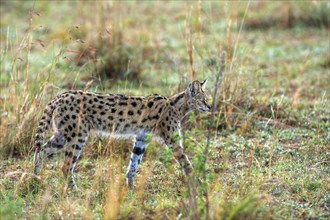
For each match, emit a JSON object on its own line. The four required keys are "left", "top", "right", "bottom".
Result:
{"left": 1, "top": 1, "right": 329, "bottom": 219}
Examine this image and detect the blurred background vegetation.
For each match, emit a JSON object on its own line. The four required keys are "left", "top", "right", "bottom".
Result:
{"left": 0, "top": 1, "right": 329, "bottom": 219}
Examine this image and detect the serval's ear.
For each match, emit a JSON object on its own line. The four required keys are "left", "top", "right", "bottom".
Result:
{"left": 188, "top": 80, "right": 200, "bottom": 97}
{"left": 201, "top": 79, "right": 207, "bottom": 92}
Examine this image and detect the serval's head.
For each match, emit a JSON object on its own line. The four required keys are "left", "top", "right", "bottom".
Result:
{"left": 186, "top": 80, "right": 211, "bottom": 112}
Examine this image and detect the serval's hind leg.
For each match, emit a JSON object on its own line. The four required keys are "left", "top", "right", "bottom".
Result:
{"left": 34, "top": 131, "right": 66, "bottom": 175}
{"left": 61, "top": 132, "right": 89, "bottom": 189}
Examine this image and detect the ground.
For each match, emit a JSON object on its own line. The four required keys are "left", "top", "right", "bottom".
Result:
{"left": 0, "top": 1, "right": 329, "bottom": 219}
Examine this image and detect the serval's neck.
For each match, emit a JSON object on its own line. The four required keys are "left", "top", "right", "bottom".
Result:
{"left": 169, "top": 91, "right": 190, "bottom": 119}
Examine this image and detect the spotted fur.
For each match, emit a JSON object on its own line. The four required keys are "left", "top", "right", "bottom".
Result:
{"left": 33, "top": 80, "right": 210, "bottom": 188}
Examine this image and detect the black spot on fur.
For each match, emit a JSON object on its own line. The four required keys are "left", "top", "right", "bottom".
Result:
{"left": 54, "top": 143, "right": 63, "bottom": 148}
{"left": 142, "top": 118, "right": 148, "bottom": 123}
{"left": 106, "top": 103, "right": 115, "bottom": 107}
{"left": 120, "top": 96, "right": 129, "bottom": 100}
{"left": 65, "top": 151, "right": 73, "bottom": 157}
{"left": 147, "top": 101, "right": 154, "bottom": 108}
{"left": 78, "top": 139, "right": 85, "bottom": 143}
{"left": 72, "top": 156, "right": 78, "bottom": 163}
{"left": 72, "top": 144, "right": 81, "bottom": 150}
{"left": 170, "top": 93, "right": 185, "bottom": 106}
{"left": 154, "top": 96, "right": 164, "bottom": 101}
{"left": 128, "top": 110, "right": 134, "bottom": 115}
{"left": 133, "top": 147, "right": 145, "bottom": 155}
{"left": 152, "top": 115, "right": 159, "bottom": 120}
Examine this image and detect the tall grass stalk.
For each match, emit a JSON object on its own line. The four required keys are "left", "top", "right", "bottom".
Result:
{"left": 229, "top": 0, "right": 250, "bottom": 71}
{"left": 204, "top": 51, "right": 226, "bottom": 220}
{"left": 184, "top": 6, "right": 196, "bottom": 81}
{"left": 104, "top": 159, "right": 125, "bottom": 219}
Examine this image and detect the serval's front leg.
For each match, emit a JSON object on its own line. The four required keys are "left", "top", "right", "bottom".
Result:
{"left": 163, "top": 128, "right": 193, "bottom": 175}
{"left": 172, "top": 142, "right": 193, "bottom": 175}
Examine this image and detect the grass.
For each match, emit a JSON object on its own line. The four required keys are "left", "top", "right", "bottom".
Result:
{"left": 1, "top": 1, "right": 329, "bottom": 219}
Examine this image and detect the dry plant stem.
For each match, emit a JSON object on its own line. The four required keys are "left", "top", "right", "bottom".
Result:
{"left": 229, "top": 0, "right": 250, "bottom": 72}
{"left": 185, "top": 9, "right": 196, "bottom": 80}
{"left": 187, "top": 178, "right": 198, "bottom": 220}
{"left": 204, "top": 52, "right": 226, "bottom": 220}
{"left": 104, "top": 159, "right": 124, "bottom": 219}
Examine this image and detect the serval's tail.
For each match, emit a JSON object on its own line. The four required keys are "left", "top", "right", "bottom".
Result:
{"left": 33, "top": 97, "right": 59, "bottom": 173}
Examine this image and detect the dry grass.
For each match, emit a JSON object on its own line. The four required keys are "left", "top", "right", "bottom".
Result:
{"left": 1, "top": 1, "right": 329, "bottom": 219}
